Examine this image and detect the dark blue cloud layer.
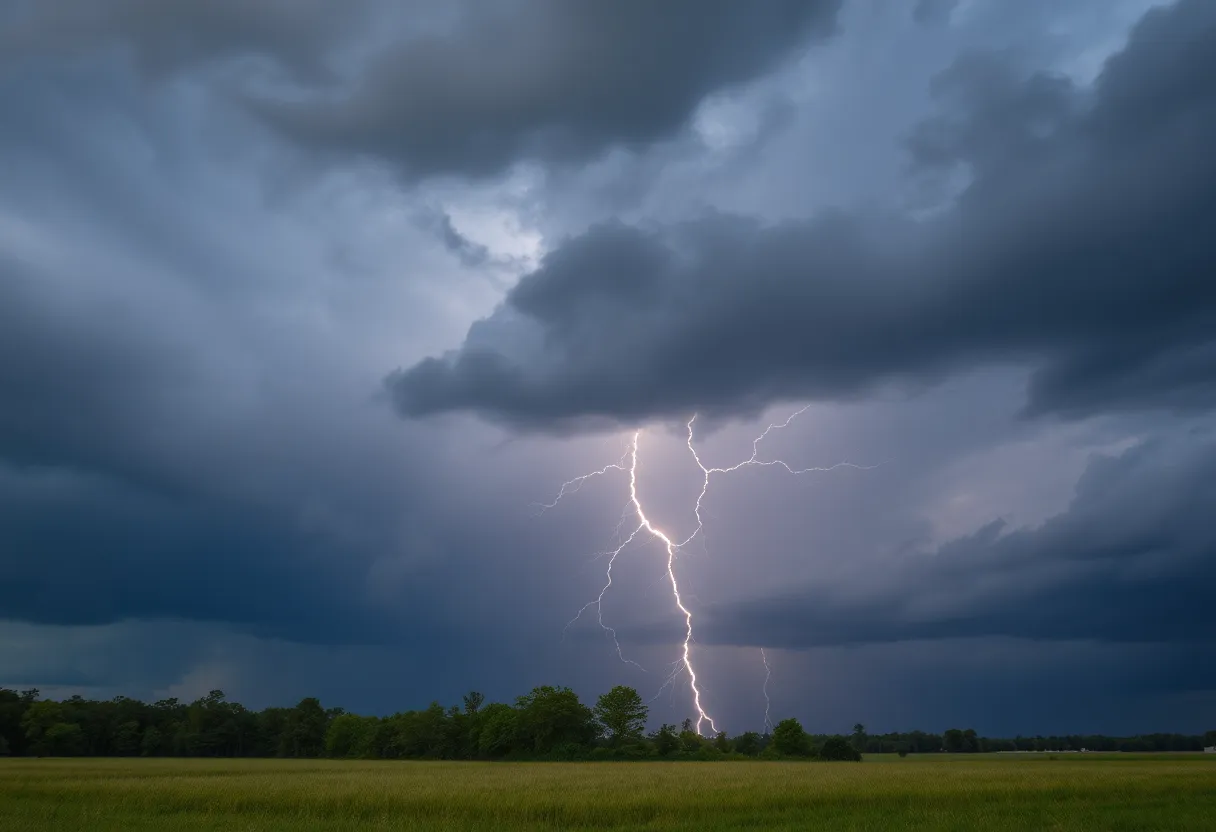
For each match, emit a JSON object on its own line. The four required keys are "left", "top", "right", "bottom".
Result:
{"left": 389, "top": 0, "right": 1216, "bottom": 428}
{"left": 249, "top": 1, "right": 843, "bottom": 180}
{"left": 697, "top": 433, "right": 1216, "bottom": 650}
{"left": 0, "top": 0, "right": 1212, "bottom": 734}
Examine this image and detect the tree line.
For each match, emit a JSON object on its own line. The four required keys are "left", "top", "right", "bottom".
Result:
{"left": 1, "top": 687, "right": 1211, "bottom": 761}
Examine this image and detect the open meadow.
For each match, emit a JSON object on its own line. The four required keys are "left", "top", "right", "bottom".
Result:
{"left": 1, "top": 754, "right": 1213, "bottom": 831}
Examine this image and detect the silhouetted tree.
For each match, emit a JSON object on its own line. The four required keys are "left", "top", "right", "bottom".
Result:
{"left": 819, "top": 736, "right": 862, "bottom": 761}
{"left": 325, "top": 713, "right": 380, "bottom": 759}
{"left": 462, "top": 691, "right": 484, "bottom": 716}
{"left": 113, "top": 721, "right": 142, "bottom": 756}
{"left": 514, "top": 686, "right": 595, "bottom": 755}
{"left": 0, "top": 689, "right": 35, "bottom": 757}
{"left": 45, "top": 722, "right": 85, "bottom": 756}
{"left": 772, "top": 718, "right": 812, "bottom": 757}
{"left": 1, "top": 686, "right": 1207, "bottom": 762}
{"left": 475, "top": 703, "right": 518, "bottom": 758}
{"left": 734, "top": 731, "right": 761, "bottom": 756}
{"left": 593, "top": 686, "right": 647, "bottom": 746}
{"left": 141, "top": 726, "right": 163, "bottom": 757}
{"left": 283, "top": 697, "right": 328, "bottom": 758}
{"left": 679, "top": 727, "right": 704, "bottom": 755}
{"left": 21, "top": 700, "right": 65, "bottom": 756}
{"left": 652, "top": 723, "right": 679, "bottom": 756}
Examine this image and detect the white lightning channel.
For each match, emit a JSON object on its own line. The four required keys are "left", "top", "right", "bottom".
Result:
{"left": 761, "top": 647, "right": 773, "bottom": 734}
{"left": 621, "top": 430, "right": 719, "bottom": 735}
{"left": 563, "top": 520, "right": 646, "bottom": 671}
{"left": 533, "top": 454, "right": 630, "bottom": 514}
{"left": 684, "top": 407, "right": 877, "bottom": 548}
{"left": 543, "top": 406, "right": 876, "bottom": 735}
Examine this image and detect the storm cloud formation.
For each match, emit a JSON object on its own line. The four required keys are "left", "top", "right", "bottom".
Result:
{"left": 912, "top": 0, "right": 959, "bottom": 27}
{"left": 389, "top": 0, "right": 1216, "bottom": 427}
{"left": 1, "top": 0, "right": 1213, "bottom": 733}
{"left": 249, "top": 0, "right": 842, "bottom": 180}
{"left": 0, "top": 0, "right": 370, "bottom": 78}
{"left": 700, "top": 430, "right": 1216, "bottom": 648}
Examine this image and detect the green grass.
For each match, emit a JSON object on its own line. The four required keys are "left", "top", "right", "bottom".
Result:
{"left": 1, "top": 755, "right": 1213, "bottom": 830}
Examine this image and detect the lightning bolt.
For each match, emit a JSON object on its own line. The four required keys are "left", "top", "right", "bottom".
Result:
{"left": 562, "top": 516, "right": 646, "bottom": 672}
{"left": 544, "top": 406, "right": 877, "bottom": 735}
{"left": 533, "top": 454, "right": 630, "bottom": 514}
{"left": 761, "top": 647, "right": 773, "bottom": 734}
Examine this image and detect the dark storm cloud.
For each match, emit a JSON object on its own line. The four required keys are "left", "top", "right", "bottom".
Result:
{"left": 388, "top": 0, "right": 1216, "bottom": 429}
{"left": 247, "top": 0, "right": 842, "bottom": 180}
{"left": 0, "top": 0, "right": 369, "bottom": 79}
{"left": 3, "top": 0, "right": 1213, "bottom": 732}
{"left": 0, "top": 260, "right": 454, "bottom": 643}
{"left": 0, "top": 243, "right": 467, "bottom": 647}
{"left": 696, "top": 432, "right": 1216, "bottom": 649}
{"left": 0, "top": 254, "right": 183, "bottom": 486}
{"left": 416, "top": 209, "right": 492, "bottom": 269}
{"left": 0, "top": 471, "right": 379, "bottom": 643}
{"left": 0, "top": 41, "right": 481, "bottom": 651}
{"left": 912, "top": 0, "right": 959, "bottom": 27}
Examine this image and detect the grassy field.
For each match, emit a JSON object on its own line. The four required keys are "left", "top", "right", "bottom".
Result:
{"left": 1, "top": 755, "right": 1213, "bottom": 831}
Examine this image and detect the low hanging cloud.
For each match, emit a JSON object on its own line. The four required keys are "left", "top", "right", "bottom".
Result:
{"left": 387, "top": 0, "right": 1216, "bottom": 430}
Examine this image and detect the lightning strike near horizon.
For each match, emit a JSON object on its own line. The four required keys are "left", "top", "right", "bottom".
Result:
{"left": 543, "top": 406, "right": 876, "bottom": 735}
{"left": 761, "top": 648, "right": 773, "bottom": 734}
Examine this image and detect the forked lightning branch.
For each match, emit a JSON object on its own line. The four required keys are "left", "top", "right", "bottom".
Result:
{"left": 538, "top": 407, "right": 874, "bottom": 735}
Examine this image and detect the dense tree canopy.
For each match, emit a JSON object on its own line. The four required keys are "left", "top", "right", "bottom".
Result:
{"left": 819, "top": 736, "right": 863, "bottom": 762}
{"left": 772, "top": 718, "right": 813, "bottom": 757}
{"left": 594, "top": 686, "right": 648, "bottom": 746}
{"left": 0, "top": 686, "right": 1209, "bottom": 761}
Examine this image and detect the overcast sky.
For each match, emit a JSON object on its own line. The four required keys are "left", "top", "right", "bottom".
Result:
{"left": 2, "top": 0, "right": 1214, "bottom": 737}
